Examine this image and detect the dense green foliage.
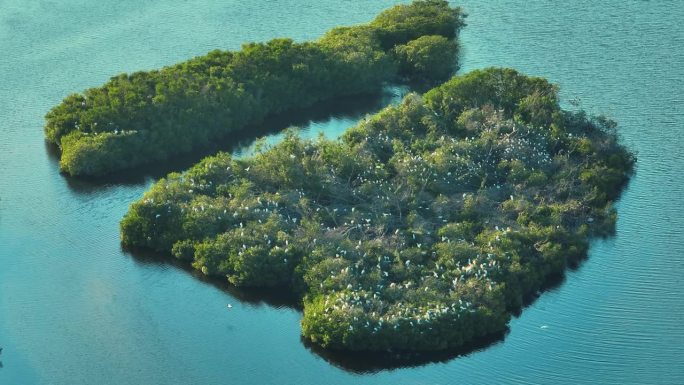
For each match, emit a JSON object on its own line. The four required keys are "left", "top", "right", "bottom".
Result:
{"left": 120, "top": 68, "right": 635, "bottom": 351}
{"left": 45, "top": 0, "right": 464, "bottom": 176}
{"left": 395, "top": 35, "right": 459, "bottom": 82}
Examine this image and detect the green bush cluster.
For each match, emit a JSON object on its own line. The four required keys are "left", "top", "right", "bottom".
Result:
{"left": 45, "top": 0, "right": 464, "bottom": 176}
{"left": 120, "top": 68, "right": 635, "bottom": 351}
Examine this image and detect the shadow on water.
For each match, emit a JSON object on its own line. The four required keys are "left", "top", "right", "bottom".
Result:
{"left": 117, "top": 215, "right": 629, "bottom": 374}
{"left": 123, "top": 239, "right": 583, "bottom": 373}
{"left": 302, "top": 331, "right": 509, "bottom": 373}
{"left": 305, "top": 274, "right": 571, "bottom": 373}
{"left": 124, "top": 244, "right": 509, "bottom": 372}
{"left": 123, "top": 245, "right": 301, "bottom": 310}
{"left": 51, "top": 86, "right": 408, "bottom": 195}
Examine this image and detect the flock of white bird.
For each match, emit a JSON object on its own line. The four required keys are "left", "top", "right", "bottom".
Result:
{"left": 133, "top": 100, "right": 595, "bottom": 335}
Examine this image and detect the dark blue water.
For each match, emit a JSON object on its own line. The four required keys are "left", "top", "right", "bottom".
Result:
{"left": 1, "top": 1, "right": 682, "bottom": 384}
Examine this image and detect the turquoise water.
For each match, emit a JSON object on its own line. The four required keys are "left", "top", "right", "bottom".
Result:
{"left": 1, "top": 1, "right": 682, "bottom": 384}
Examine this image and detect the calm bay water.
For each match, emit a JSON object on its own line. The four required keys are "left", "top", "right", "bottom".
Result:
{"left": 1, "top": 1, "right": 682, "bottom": 384}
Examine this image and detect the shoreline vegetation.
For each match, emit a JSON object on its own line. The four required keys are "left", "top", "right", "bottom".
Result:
{"left": 44, "top": 1, "right": 465, "bottom": 176}
{"left": 120, "top": 67, "right": 635, "bottom": 352}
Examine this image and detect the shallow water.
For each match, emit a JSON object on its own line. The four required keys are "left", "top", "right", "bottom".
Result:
{"left": 1, "top": 1, "right": 682, "bottom": 384}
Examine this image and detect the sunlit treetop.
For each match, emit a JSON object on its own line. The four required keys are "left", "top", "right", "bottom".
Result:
{"left": 45, "top": 0, "right": 464, "bottom": 176}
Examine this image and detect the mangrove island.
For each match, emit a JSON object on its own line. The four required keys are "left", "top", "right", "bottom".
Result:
{"left": 44, "top": 0, "right": 464, "bottom": 176}
{"left": 120, "top": 67, "right": 635, "bottom": 351}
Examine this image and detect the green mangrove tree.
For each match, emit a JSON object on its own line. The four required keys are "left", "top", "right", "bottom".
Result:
{"left": 45, "top": 0, "right": 464, "bottom": 176}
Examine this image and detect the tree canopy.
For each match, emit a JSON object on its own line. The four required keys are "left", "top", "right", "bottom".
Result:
{"left": 45, "top": 0, "right": 464, "bottom": 176}
{"left": 120, "top": 68, "right": 635, "bottom": 351}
